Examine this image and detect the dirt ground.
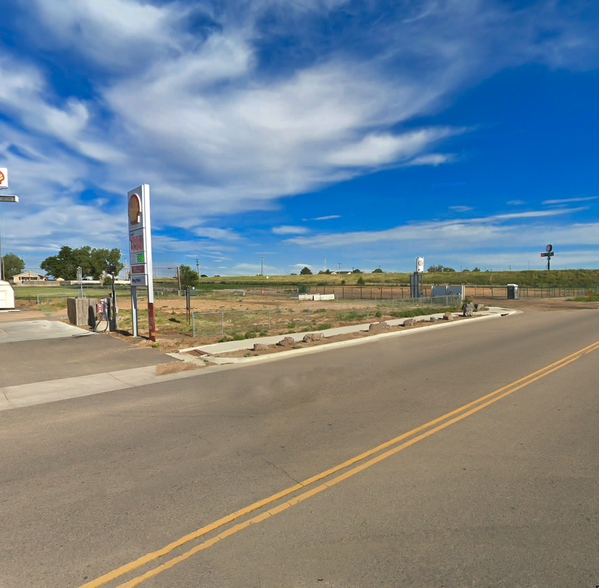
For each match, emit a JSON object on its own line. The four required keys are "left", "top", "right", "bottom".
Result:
{"left": 16, "top": 294, "right": 599, "bottom": 356}
{"left": 204, "top": 315, "right": 470, "bottom": 359}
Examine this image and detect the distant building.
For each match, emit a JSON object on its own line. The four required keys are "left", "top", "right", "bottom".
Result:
{"left": 11, "top": 271, "right": 48, "bottom": 284}
{"left": 330, "top": 270, "right": 353, "bottom": 275}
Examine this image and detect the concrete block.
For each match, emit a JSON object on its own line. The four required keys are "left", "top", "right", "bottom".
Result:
{"left": 67, "top": 298, "right": 98, "bottom": 327}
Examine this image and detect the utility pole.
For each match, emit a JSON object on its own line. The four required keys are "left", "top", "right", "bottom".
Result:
{"left": 196, "top": 258, "right": 200, "bottom": 277}
{"left": 338, "top": 262, "right": 341, "bottom": 271}
{"left": 260, "top": 256, "right": 264, "bottom": 276}
{"left": 177, "top": 265, "right": 181, "bottom": 295}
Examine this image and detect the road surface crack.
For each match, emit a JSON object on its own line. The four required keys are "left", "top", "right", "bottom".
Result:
{"left": 264, "top": 459, "right": 300, "bottom": 484}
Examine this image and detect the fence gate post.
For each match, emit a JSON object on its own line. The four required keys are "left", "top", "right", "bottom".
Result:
{"left": 221, "top": 311, "right": 224, "bottom": 335}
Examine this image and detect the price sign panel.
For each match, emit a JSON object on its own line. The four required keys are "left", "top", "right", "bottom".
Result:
{"left": 127, "top": 185, "right": 153, "bottom": 288}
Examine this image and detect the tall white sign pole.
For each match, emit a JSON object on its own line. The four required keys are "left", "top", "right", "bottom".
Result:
{"left": 127, "top": 184, "right": 156, "bottom": 342}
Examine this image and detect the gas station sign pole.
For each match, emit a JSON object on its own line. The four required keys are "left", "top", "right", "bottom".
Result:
{"left": 127, "top": 184, "right": 156, "bottom": 342}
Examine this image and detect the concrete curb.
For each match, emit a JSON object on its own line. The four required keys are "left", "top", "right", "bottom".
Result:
{"left": 174, "top": 307, "right": 520, "bottom": 365}
{"left": 0, "top": 364, "right": 231, "bottom": 412}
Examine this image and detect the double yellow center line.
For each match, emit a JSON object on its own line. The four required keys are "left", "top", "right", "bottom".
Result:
{"left": 79, "top": 339, "right": 599, "bottom": 588}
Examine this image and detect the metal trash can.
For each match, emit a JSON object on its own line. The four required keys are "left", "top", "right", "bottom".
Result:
{"left": 507, "top": 284, "right": 519, "bottom": 300}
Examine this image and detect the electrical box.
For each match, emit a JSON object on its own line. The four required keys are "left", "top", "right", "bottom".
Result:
{"left": 0, "top": 280, "right": 15, "bottom": 309}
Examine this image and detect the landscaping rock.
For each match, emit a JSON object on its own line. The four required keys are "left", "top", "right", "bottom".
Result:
{"left": 403, "top": 318, "right": 415, "bottom": 327}
{"left": 475, "top": 303, "right": 486, "bottom": 311}
{"left": 303, "top": 332, "right": 325, "bottom": 342}
{"left": 277, "top": 336, "right": 295, "bottom": 347}
{"left": 462, "top": 302, "right": 474, "bottom": 317}
{"left": 443, "top": 312, "right": 454, "bottom": 321}
{"left": 253, "top": 343, "right": 268, "bottom": 351}
{"left": 429, "top": 316, "right": 438, "bottom": 323}
{"left": 369, "top": 322, "right": 390, "bottom": 332}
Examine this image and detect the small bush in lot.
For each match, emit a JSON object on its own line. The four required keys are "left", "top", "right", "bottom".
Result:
{"left": 244, "top": 331, "right": 258, "bottom": 339}
{"left": 316, "top": 323, "right": 332, "bottom": 330}
{"left": 375, "top": 311, "right": 382, "bottom": 317}
{"left": 218, "top": 335, "right": 234, "bottom": 342}
{"left": 314, "top": 308, "right": 327, "bottom": 314}
{"left": 259, "top": 331, "right": 268, "bottom": 336}
{"left": 287, "top": 322, "right": 296, "bottom": 328}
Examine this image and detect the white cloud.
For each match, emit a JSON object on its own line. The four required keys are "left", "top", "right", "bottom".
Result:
{"left": 304, "top": 215, "right": 340, "bottom": 221}
{"left": 1, "top": 0, "right": 597, "bottom": 266}
{"left": 272, "top": 225, "right": 309, "bottom": 235}
{"left": 449, "top": 205, "right": 473, "bottom": 212}
{"left": 543, "top": 196, "right": 599, "bottom": 205}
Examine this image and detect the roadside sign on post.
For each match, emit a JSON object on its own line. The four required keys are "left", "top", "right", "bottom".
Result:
{"left": 127, "top": 184, "right": 156, "bottom": 341}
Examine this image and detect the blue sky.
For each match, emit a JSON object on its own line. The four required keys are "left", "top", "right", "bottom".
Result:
{"left": 0, "top": 0, "right": 598, "bottom": 277}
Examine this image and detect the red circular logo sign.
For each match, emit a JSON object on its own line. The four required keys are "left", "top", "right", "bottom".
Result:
{"left": 128, "top": 194, "right": 141, "bottom": 225}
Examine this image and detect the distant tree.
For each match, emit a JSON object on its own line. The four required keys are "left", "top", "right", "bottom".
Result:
{"left": 445, "top": 267, "right": 456, "bottom": 272}
{"left": 372, "top": 268, "right": 383, "bottom": 273}
{"left": 353, "top": 268, "right": 362, "bottom": 273}
{"left": 290, "top": 272, "right": 297, "bottom": 275}
{"left": 214, "top": 274, "right": 221, "bottom": 277}
{"left": 427, "top": 264, "right": 444, "bottom": 272}
{"left": 200, "top": 274, "right": 208, "bottom": 278}
{"left": 40, "top": 246, "right": 123, "bottom": 281}
{"left": 341, "top": 279, "right": 346, "bottom": 285}
{"left": 91, "top": 248, "right": 124, "bottom": 284}
{"left": 2, "top": 253, "right": 25, "bottom": 280}
{"left": 473, "top": 267, "right": 481, "bottom": 272}
{"left": 356, "top": 276, "right": 365, "bottom": 285}
{"left": 325, "top": 269, "right": 331, "bottom": 274}
{"left": 179, "top": 264, "right": 200, "bottom": 287}
{"left": 300, "top": 266, "right": 312, "bottom": 275}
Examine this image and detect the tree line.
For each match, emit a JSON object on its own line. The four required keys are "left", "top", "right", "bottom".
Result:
{"left": 40, "top": 246, "right": 124, "bottom": 282}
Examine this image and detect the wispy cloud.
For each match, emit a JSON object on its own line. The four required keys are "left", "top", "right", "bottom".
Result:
{"left": 272, "top": 225, "right": 309, "bottom": 235}
{"left": 449, "top": 205, "right": 473, "bottom": 212}
{"left": 543, "top": 196, "right": 599, "bottom": 205}
{"left": 507, "top": 200, "right": 526, "bottom": 205}
{"left": 302, "top": 215, "right": 341, "bottom": 221}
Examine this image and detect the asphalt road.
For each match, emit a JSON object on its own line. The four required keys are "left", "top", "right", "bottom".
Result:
{"left": 1, "top": 309, "right": 598, "bottom": 588}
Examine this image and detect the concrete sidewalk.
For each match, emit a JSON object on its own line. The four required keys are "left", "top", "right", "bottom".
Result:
{"left": 1, "top": 307, "right": 518, "bottom": 412}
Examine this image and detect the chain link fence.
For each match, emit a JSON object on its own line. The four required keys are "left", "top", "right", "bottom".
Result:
{"left": 191, "top": 296, "right": 461, "bottom": 338}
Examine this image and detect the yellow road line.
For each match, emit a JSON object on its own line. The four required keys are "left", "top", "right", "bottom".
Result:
{"left": 79, "top": 339, "right": 599, "bottom": 588}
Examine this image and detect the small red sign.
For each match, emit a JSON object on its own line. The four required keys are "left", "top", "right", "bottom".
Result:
{"left": 131, "top": 265, "right": 145, "bottom": 274}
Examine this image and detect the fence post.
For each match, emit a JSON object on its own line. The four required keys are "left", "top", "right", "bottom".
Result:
{"left": 268, "top": 309, "right": 271, "bottom": 330}
{"left": 192, "top": 313, "right": 195, "bottom": 338}
{"left": 221, "top": 311, "right": 224, "bottom": 335}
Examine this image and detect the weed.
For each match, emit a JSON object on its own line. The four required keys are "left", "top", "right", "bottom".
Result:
{"left": 287, "top": 322, "right": 296, "bottom": 328}
{"left": 168, "top": 317, "right": 181, "bottom": 323}
{"left": 244, "top": 331, "right": 258, "bottom": 339}
{"left": 314, "top": 308, "right": 327, "bottom": 314}
{"left": 375, "top": 310, "right": 382, "bottom": 318}
{"left": 316, "top": 323, "right": 332, "bottom": 330}
{"left": 151, "top": 342, "right": 160, "bottom": 348}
